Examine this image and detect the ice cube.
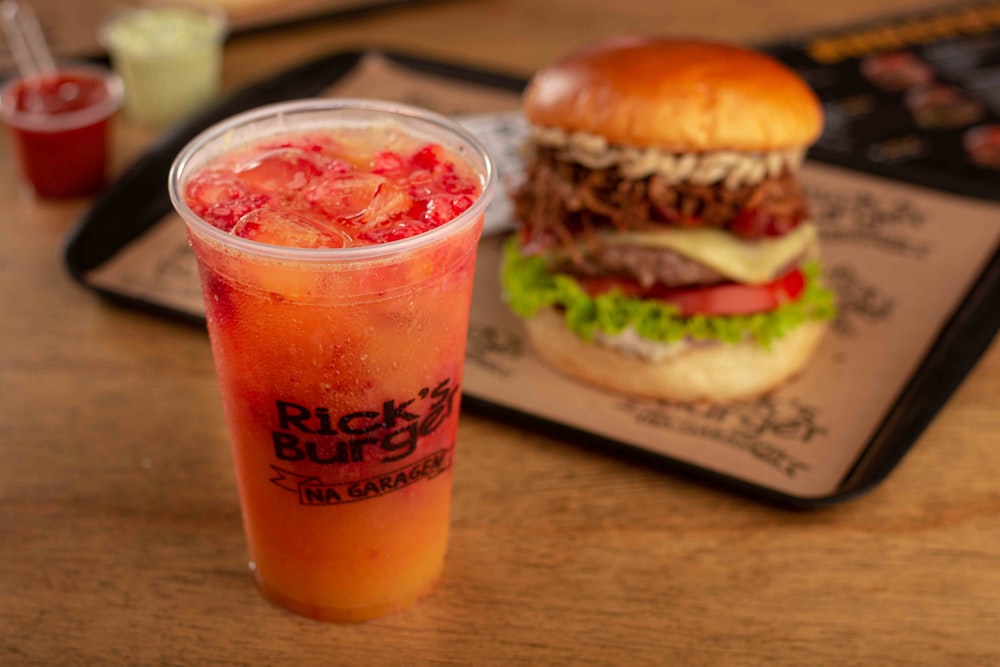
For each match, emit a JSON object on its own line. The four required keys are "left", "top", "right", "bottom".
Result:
{"left": 235, "top": 147, "right": 326, "bottom": 193}
{"left": 185, "top": 169, "right": 249, "bottom": 210}
{"left": 231, "top": 207, "right": 352, "bottom": 249}
{"left": 307, "top": 172, "right": 387, "bottom": 222}
{"left": 359, "top": 182, "right": 414, "bottom": 227}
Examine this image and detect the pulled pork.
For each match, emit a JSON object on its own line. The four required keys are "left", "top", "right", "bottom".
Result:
{"left": 514, "top": 146, "right": 809, "bottom": 254}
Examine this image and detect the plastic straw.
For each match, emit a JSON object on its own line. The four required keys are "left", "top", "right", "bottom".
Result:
{"left": 1, "top": 0, "right": 56, "bottom": 80}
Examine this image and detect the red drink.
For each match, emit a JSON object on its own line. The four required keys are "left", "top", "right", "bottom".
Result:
{"left": 0, "top": 64, "right": 123, "bottom": 198}
{"left": 169, "top": 100, "right": 495, "bottom": 622}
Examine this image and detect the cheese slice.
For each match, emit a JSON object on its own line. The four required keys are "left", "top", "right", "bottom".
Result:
{"left": 595, "top": 222, "right": 819, "bottom": 285}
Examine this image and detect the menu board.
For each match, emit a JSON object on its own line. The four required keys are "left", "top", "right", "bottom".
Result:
{"left": 768, "top": 1, "right": 1000, "bottom": 201}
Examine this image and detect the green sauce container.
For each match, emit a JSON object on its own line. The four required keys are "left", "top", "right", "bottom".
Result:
{"left": 101, "top": 3, "right": 227, "bottom": 127}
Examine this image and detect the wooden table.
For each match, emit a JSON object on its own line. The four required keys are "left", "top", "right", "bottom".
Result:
{"left": 3, "top": 0, "right": 999, "bottom": 664}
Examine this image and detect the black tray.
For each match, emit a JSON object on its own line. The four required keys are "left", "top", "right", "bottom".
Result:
{"left": 64, "top": 48, "right": 1000, "bottom": 509}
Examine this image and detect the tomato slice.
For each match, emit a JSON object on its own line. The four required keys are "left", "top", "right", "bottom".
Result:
{"left": 578, "top": 268, "right": 806, "bottom": 317}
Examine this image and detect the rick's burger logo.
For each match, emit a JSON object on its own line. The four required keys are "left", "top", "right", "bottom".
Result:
{"left": 267, "top": 377, "right": 458, "bottom": 505}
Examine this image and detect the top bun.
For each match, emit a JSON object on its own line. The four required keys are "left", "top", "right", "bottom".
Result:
{"left": 523, "top": 36, "right": 823, "bottom": 152}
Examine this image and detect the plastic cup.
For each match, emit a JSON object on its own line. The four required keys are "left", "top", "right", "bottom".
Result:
{"left": 0, "top": 62, "right": 123, "bottom": 198}
{"left": 101, "top": 2, "right": 226, "bottom": 127}
{"left": 168, "top": 99, "right": 496, "bottom": 622}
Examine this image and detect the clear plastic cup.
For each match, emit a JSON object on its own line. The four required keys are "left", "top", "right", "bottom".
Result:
{"left": 168, "top": 99, "right": 496, "bottom": 622}
{"left": 0, "top": 62, "right": 123, "bottom": 197}
{"left": 101, "top": 1, "right": 226, "bottom": 127}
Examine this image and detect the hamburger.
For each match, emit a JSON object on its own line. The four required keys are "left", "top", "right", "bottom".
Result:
{"left": 501, "top": 36, "right": 837, "bottom": 402}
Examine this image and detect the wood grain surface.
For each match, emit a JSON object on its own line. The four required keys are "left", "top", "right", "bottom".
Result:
{"left": 2, "top": 0, "right": 999, "bottom": 665}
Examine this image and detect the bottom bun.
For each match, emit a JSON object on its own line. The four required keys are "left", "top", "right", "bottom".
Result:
{"left": 523, "top": 308, "right": 828, "bottom": 403}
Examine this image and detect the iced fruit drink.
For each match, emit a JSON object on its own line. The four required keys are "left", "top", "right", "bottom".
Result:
{"left": 168, "top": 100, "right": 495, "bottom": 622}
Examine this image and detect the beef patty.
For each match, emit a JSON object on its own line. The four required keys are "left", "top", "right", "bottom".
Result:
{"left": 547, "top": 243, "right": 728, "bottom": 288}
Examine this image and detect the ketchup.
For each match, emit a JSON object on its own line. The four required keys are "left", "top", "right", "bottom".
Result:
{"left": 1, "top": 65, "right": 123, "bottom": 198}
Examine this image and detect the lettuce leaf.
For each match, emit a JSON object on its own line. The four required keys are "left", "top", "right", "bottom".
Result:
{"left": 500, "top": 236, "right": 837, "bottom": 348}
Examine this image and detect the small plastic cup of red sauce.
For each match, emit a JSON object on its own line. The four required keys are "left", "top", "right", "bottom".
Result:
{"left": 0, "top": 62, "right": 123, "bottom": 198}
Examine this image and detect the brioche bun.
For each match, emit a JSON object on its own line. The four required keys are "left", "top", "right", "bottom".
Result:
{"left": 523, "top": 36, "right": 823, "bottom": 152}
{"left": 523, "top": 308, "right": 827, "bottom": 403}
